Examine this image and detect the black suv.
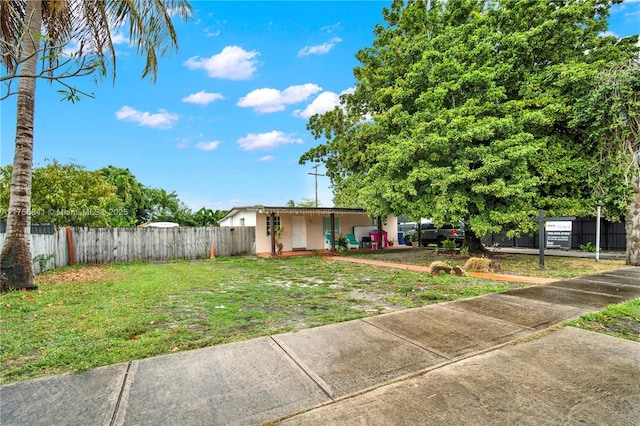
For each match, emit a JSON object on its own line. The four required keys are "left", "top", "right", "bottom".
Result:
{"left": 403, "top": 222, "right": 465, "bottom": 247}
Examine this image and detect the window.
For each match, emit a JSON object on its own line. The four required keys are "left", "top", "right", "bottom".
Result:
{"left": 266, "top": 216, "right": 281, "bottom": 236}
{"left": 323, "top": 217, "right": 340, "bottom": 236}
{"left": 240, "top": 218, "right": 245, "bottom": 226}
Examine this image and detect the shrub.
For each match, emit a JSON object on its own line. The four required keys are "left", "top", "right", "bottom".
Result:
{"left": 441, "top": 239, "right": 458, "bottom": 252}
{"left": 579, "top": 242, "right": 597, "bottom": 252}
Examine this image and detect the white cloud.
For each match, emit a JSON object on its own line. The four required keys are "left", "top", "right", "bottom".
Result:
{"left": 184, "top": 46, "right": 259, "bottom": 80}
{"left": 237, "top": 131, "right": 303, "bottom": 151}
{"left": 321, "top": 23, "right": 342, "bottom": 34}
{"left": 259, "top": 155, "right": 275, "bottom": 161}
{"left": 111, "top": 33, "right": 129, "bottom": 45}
{"left": 204, "top": 26, "right": 221, "bottom": 37}
{"left": 115, "top": 106, "right": 179, "bottom": 129}
{"left": 167, "top": 7, "right": 192, "bottom": 18}
{"left": 196, "top": 141, "right": 221, "bottom": 151}
{"left": 176, "top": 138, "right": 189, "bottom": 149}
{"left": 237, "top": 83, "right": 322, "bottom": 114}
{"left": 182, "top": 91, "right": 224, "bottom": 105}
{"left": 298, "top": 37, "right": 342, "bottom": 57}
{"left": 294, "top": 87, "right": 354, "bottom": 119}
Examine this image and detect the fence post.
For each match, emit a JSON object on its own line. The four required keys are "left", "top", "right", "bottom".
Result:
{"left": 66, "top": 226, "right": 75, "bottom": 266}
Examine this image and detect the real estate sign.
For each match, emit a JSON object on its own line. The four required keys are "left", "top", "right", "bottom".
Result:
{"left": 546, "top": 221, "right": 572, "bottom": 249}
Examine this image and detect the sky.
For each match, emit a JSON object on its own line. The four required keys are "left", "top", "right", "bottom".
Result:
{"left": 1, "top": 0, "right": 639, "bottom": 213}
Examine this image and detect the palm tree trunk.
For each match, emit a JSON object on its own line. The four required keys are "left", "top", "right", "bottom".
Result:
{"left": 0, "top": 0, "right": 42, "bottom": 292}
{"left": 626, "top": 175, "right": 640, "bottom": 266}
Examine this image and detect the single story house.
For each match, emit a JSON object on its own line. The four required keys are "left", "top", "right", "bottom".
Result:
{"left": 220, "top": 206, "right": 398, "bottom": 255}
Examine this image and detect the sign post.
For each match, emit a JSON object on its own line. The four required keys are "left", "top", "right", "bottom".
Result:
{"left": 534, "top": 210, "right": 576, "bottom": 270}
{"left": 538, "top": 210, "right": 545, "bottom": 269}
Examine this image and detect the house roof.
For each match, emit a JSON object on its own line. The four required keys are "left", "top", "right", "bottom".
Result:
{"left": 222, "top": 206, "right": 371, "bottom": 220}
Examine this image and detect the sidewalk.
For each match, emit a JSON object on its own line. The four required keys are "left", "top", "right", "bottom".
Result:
{"left": 1, "top": 267, "right": 638, "bottom": 425}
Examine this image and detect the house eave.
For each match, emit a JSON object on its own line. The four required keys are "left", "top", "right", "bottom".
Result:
{"left": 255, "top": 207, "right": 370, "bottom": 216}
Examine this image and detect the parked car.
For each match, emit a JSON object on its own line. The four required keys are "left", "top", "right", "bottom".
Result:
{"left": 403, "top": 222, "right": 465, "bottom": 247}
{"left": 397, "top": 222, "right": 419, "bottom": 233}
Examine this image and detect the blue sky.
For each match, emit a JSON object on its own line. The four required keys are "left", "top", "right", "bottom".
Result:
{"left": 1, "top": 0, "right": 639, "bottom": 212}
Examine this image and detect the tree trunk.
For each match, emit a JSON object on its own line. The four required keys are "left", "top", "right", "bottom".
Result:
{"left": 0, "top": 1, "right": 42, "bottom": 292}
{"left": 626, "top": 175, "right": 640, "bottom": 266}
{"left": 464, "top": 228, "right": 489, "bottom": 256}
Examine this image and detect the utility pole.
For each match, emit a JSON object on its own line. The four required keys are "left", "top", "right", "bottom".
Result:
{"left": 308, "top": 164, "right": 324, "bottom": 207}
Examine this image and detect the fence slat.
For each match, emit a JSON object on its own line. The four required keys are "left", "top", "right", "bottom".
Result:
{"left": 0, "top": 226, "right": 255, "bottom": 274}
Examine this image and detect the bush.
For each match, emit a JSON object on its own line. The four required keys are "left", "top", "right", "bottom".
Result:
{"left": 579, "top": 242, "right": 597, "bottom": 252}
{"left": 337, "top": 236, "right": 349, "bottom": 252}
{"left": 441, "top": 239, "right": 458, "bottom": 252}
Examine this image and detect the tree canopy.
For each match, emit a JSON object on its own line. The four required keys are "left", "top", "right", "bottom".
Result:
{"left": 301, "top": 0, "right": 639, "bottom": 251}
{"left": 0, "top": 161, "right": 225, "bottom": 227}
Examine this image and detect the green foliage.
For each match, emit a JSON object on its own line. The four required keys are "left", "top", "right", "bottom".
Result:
{"left": 301, "top": 0, "right": 639, "bottom": 243}
{"left": 297, "top": 198, "right": 319, "bottom": 207}
{"left": 579, "top": 242, "right": 597, "bottom": 253}
{"left": 0, "top": 160, "right": 125, "bottom": 227}
{"left": 566, "top": 299, "right": 640, "bottom": 342}
{"left": 440, "top": 239, "right": 458, "bottom": 252}
{"left": 32, "top": 253, "right": 55, "bottom": 272}
{"left": 572, "top": 58, "right": 639, "bottom": 221}
{"left": 336, "top": 236, "right": 349, "bottom": 252}
{"left": 0, "top": 161, "right": 226, "bottom": 227}
{"left": 192, "top": 207, "right": 226, "bottom": 227}
{"left": 97, "top": 166, "right": 148, "bottom": 226}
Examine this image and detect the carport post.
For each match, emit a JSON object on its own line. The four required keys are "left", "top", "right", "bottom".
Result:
{"left": 270, "top": 212, "right": 276, "bottom": 256}
{"left": 330, "top": 213, "right": 336, "bottom": 252}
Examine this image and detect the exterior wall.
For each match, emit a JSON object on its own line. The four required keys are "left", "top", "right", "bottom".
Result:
{"left": 254, "top": 212, "right": 397, "bottom": 254}
{"left": 219, "top": 211, "right": 256, "bottom": 227}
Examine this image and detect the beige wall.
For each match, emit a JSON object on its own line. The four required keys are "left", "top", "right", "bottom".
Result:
{"left": 255, "top": 212, "right": 397, "bottom": 254}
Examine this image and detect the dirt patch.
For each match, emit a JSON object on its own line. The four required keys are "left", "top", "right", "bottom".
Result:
{"left": 36, "top": 265, "right": 120, "bottom": 286}
{"left": 349, "top": 289, "right": 403, "bottom": 314}
{"left": 603, "top": 317, "right": 640, "bottom": 338}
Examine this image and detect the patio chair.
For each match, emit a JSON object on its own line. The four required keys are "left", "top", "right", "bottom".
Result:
{"left": 324, "top": 233, "right": 335, "bottom": 250}
{"left": 345, "top": 234, "right": 359, "bottom": 249}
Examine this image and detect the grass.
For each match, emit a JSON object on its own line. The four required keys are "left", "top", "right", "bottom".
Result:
{"left": 0, "top": 251, "right": 632, "bottom": 384}
{"left": 566, "top": 298, "right": 640, "bottom": 342}
{"left": 347, "top": 248, "right": 626, "bottom": 278}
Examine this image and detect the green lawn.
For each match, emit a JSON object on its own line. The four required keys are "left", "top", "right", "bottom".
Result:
{"left": 0, "top": 253, "right": 632, "bottom": 384}
{"left": 566, "top": 298, "right": 640, "bottom": 342}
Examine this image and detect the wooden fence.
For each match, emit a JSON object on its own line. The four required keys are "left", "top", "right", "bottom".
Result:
{"left": 0, "top": 226, "right": 255, "bottom": 274}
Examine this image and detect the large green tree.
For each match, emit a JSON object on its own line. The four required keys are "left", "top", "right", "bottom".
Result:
{"left": 0, "top": 0, "right": 191, "bottom": 292}
{"left": 301, "top": 0, "right": 638, "bottom": 253}
{"left": 1, "top": 161, "right": 124, "bottom": 227}
{"left": 1, "top": 161, "right": 222, "bottom": 228}
{"left": 98, "top": 165, "right": 149, "bottom": 226}
{"left": 574, "top": 58, "right": 640, "bottom": 265}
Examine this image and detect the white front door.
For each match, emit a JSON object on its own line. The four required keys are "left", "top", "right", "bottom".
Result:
{"left": 291, "top": 216, "right": 307, "bottom": 249}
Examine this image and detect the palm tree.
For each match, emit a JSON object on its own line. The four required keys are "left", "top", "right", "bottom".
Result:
{"left": 0, "top": 0, "right": 191, "bottom": 291}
